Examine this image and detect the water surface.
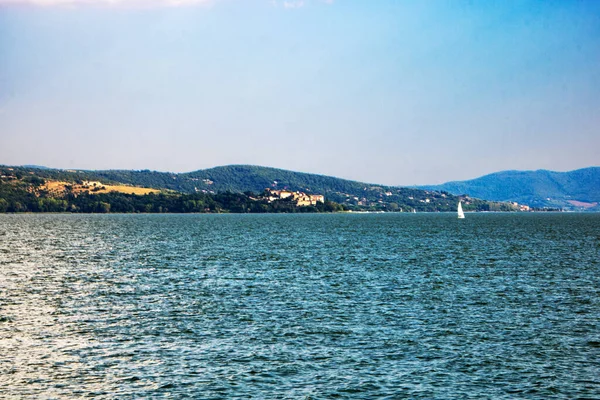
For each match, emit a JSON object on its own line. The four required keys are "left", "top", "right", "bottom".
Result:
{"left": 1, "top": 213, "right": 599, "bottom": 398}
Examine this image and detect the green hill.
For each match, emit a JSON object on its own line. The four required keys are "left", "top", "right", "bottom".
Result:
{"left": 420, "top": 167, "right": 600, "bottom": 210}
{"left": 0, "top": 164, "right": 512, "bottom": 212}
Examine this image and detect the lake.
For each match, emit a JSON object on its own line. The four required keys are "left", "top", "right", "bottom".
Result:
{"left": 1, "top": 213, "right": 599, "bottom": 398}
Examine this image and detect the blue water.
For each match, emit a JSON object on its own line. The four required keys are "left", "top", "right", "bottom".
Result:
{"left": 1, "top": 213, "right": 599, "bottom": 398}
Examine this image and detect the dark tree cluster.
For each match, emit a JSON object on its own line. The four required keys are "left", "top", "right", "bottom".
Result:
{"left": 0, "top": 180, "right": 345, "bottom": 214}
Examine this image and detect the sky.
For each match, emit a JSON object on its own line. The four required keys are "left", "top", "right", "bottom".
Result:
{"left": 1, "top": 0, "right": 599, "bottom": 185}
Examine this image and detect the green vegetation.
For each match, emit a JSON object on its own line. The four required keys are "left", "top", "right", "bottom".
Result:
{"left": 0, "top": 180, "right": 345, "bottom": 214}
{"left": 0, "top": 165, "right": 515, "bottom": 213}
{"left": 420, "top": 167, "right": 600, "bottom": 210}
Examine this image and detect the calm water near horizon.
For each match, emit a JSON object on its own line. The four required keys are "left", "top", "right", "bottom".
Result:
{"left": 1, "top": 213, "right": 599, "bottom": 398}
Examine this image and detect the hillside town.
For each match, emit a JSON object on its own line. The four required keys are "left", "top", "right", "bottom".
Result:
{"left": 264, "top": 188, "right": 325, "bottom": 207}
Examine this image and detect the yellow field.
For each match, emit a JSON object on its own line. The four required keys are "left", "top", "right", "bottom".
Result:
{"left": 42, "top": 181, "right": 160, "bottom": 195}
{"left": 91, "top": 184, "right": 160, "bottom": 195}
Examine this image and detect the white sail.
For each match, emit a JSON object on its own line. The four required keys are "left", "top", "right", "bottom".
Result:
{"left": 457, "top": 201, "right": 465, "bottom": 219}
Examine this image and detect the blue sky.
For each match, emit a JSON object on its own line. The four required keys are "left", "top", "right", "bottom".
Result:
{"left": 1, "top": 0, "right": 599, "bottom": 185}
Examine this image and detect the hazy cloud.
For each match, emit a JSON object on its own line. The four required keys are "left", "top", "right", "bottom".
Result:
{"left": 0, "top": 0, "right": 213, "bottom": 6}
{"left": 283, "top": 1, "right": 304, "bottom": 8}
{"left": 270, "top": 0, "right": 332, "bottom": 9}
{"left": 0, "top": 0, "right": 335, "bottom": 7}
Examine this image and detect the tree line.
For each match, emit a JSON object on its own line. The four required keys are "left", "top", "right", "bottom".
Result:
{"left": 0, "top": 182, "right": 346, "bottom": 214}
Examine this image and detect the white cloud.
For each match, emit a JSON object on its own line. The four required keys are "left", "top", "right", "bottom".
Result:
{"left": 0, "top": 0, "right": 334, "bottom": 8}
{"left": 270, "top": 0, "right": 332, "bottom": 9}
{"left": 0, "top": 0, "right": 213, "bottom": 6}
{"left": 283, "top": 0, "right": 304, "bottom": 8}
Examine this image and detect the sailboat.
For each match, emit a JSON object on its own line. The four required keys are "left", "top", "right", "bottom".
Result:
{"left": 457, "top": 201, "right": 465, "bottom": 219}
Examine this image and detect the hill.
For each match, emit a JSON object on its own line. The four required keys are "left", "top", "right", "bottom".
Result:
{"left": 420, "top": 167, "right": 600, "bottom": 210}
{"left": 0, "top": 164, "right": 513, "bottom": 212}
{"left": 85, "top": 165, "right": 515, "bottom": 211}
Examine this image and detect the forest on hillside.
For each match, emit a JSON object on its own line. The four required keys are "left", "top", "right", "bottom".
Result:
{"left": 421, "top": 167, "right": 600, "bottom": 210}
{"left": 0, "top": 165, "right": 517, "bottom": 213}
{"left": 0, "top": 180, "right": 345, "bottom": 214}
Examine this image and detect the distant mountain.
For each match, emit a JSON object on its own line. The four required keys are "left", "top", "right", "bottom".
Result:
{"left": 420, "top": 167, "right": 600, "bottom": 210}
{"left": 0, "top": 164, "right": 513, "bottom": 212}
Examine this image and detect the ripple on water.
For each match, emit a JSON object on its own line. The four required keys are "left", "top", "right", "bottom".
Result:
{"left": 0, "top": 213, "right": 599, "bottom": 398}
